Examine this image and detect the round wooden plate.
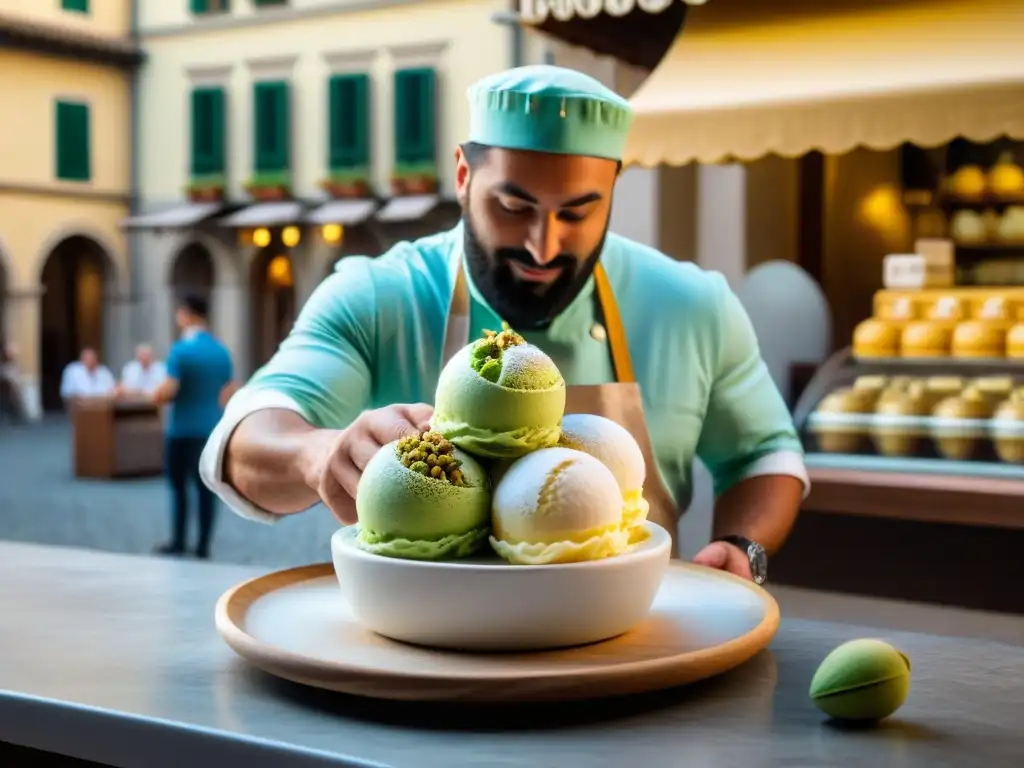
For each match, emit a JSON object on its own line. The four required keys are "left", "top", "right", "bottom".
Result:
{"left": 215, "top": 562, "right": 780, "bottom": 703}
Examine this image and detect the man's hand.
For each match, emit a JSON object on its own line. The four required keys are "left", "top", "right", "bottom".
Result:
{"left": 302, "top": 403, "right": 434, "bottom": 525}
{"left": 692, "top": 541, "right": 753, "bottom": 581}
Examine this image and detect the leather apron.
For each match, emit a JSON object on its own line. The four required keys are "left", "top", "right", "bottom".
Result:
{"left": 440, "top": 255, "right": 679, "bottom": 557}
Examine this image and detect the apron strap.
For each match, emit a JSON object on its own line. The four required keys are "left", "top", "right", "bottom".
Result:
{"left": 593, "top": 262, "right": 636, "bottom": 385}
{"left": 440, "top": 261, "right": 470, "bottom": 368}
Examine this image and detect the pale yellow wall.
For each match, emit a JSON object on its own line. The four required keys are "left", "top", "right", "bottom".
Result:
{"left": 137, "top": 0, "right": 511, "bottom": 202}
{"left": 0, "top": 0, "right": 131, "bottom": 37}
{"left": 0, "top": 193, "right": 127, "bottom": 289}
{"left": 0, "top": 50, "right": 131, "bottom": 196}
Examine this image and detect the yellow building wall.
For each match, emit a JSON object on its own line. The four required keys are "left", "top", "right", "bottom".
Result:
{"left": 0, "top": 44, "right": 131, "bottom": 397}
{"left": 0, "top": 0, "right": 131, "bottom": 37}
{"left": 138, "top": 0, "right": 510, "bottom": 202}
{"left": 0, "top": 51, "right": 131, "bottom": 204}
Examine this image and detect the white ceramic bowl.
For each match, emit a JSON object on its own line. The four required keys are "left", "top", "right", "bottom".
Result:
{"left": 331, "top": 521, "right": 671, "bottom": 651}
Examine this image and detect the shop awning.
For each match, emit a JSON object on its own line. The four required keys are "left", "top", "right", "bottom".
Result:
{"left": 624, "top": 0, "right": 1024, "bottom": 166}
{"left": 119, "top": 203, "right": 222, "bottom": 230}
{"left": 219, "top": 202, "right": 305, "bottom": 228}
{"left": 376, "top": 195, "right": 439, "bottom": 223}
{"left": 304, "top": 199, "right": 377, "bottom": 226}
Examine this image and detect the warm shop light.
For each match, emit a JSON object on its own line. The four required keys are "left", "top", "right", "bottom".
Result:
{"left": 253, "top": 227, "right": 272, "bottom": 248}
{"left": 282, "top": 226, "right": 301, "bottom": 248}
{"left": 321, "top": 224, "right": 343, "bottom": 244}
{"left": 267, "top": 255, "right": 293, "bottom": 287}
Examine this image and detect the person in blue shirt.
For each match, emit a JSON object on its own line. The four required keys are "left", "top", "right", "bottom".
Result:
{"left": 201, "top": 66, "right": 808, "bottom": 583}
{"left": 154, "top": 294, "right": 235, "bottom": 559}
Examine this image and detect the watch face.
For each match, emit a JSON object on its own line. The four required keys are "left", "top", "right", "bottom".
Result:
{"left": 747, "top": 543, "right": 768, "bottom": 585}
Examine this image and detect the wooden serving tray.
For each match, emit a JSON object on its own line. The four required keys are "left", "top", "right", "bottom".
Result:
{"left": 215, "top": 562, "right": 780, "bottom": 703}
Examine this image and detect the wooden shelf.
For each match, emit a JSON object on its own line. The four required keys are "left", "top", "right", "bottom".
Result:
{"left": 804, "top": 466, "right": 1024, "bottom": 530}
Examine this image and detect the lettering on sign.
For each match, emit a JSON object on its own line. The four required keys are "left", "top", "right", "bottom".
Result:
{"left": 520, "top": 0, "right": 677, "bottom": 23}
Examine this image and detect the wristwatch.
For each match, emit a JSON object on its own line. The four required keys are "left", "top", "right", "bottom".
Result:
{"left": 715, "top": 535, "right": 768, "bottom": 585}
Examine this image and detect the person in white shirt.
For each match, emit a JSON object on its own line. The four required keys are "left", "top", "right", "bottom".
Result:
{"left": 59, "top": 348, "right": 116, "bottom": 403}
{"left": 117, "top": 344, "right": 167, "bottom": 397}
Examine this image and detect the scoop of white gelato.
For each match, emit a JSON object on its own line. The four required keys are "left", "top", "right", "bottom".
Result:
{"left": 558, "top": 413, "right": 645, "bottom": 493}
{"left": 558, "top": 413, "right": 650, "bottom": 534}
{"left": 490, "top": 447, "right": 629, "bottom": 564}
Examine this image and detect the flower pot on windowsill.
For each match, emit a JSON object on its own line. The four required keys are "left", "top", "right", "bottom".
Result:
{"left": 246, "top": 184, "right": 290, "bottom": 201}
{"left": 185, "top": 175, "right": 226, "bottom": 203}
{"left": 390, "top": 164, "right": 438, "bottom": 197}
{"left": 320, "top": 175, "right": 372, "bottom": 199}
{"left": 245, "top": 172, "right": 292, "bottom": 202}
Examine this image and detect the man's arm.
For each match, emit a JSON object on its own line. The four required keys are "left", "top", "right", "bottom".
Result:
{"left": 152, "top": 348, "right": 180, "bottom": 405}
{"left": 694, "top": 276, "right": 808, "bottom": 557}
{"left": 199, "top": 258, "right": 376, "bottom": 524}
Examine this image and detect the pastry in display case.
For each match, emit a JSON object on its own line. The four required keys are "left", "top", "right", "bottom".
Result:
{"left": 951, "top": 296, "right": 1015, "bottom": 358}
{"left": 852, "top": 297, "right": 916, "bottom": 358}
{"left": 900, "top": 295, "right": 965, "bottom": 358}
{"left": 992, "top": 390, "right": 1024, "bottom": 463}
{"left": 987, "top": 152, "right": 1024, "bottom": 199}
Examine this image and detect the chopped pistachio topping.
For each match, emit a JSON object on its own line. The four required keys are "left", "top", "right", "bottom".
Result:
{"left": 395, "top": 430, "right": 466, "bottom": 486}
{"left": 470, "top": 323, "right": 525, "bottom": 383}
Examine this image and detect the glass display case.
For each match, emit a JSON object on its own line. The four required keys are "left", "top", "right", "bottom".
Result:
{"left": 794, "top": 348, "right": 1024, "bottom": 482}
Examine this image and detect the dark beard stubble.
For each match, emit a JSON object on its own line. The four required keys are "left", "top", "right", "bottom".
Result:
{"left": 462, "top": 206, "right": 608, "bottom": 331}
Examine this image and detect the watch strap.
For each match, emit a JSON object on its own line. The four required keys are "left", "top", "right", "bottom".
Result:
{"left": 714, "top": 535, "right": 768, "bottom": 584}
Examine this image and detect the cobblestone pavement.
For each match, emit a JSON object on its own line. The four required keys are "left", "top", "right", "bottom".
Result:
{"left": 0, "top": 417, "right": 340, "bottom": 568}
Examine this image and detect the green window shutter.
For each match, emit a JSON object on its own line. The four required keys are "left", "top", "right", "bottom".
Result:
{"left": 189, "top": 0, "right": 206, "bottom": 13}
{"left": 394, "top": 67, "right": 436, "bottom": 167}
{"left": 61, "top": 0, "right": 89, "bottom": 13}
{"left": 55, "top": 101, "right": 90, "bottom": 182}
{"left": 328, "top": 73, "right": 370, "bottom": 171}
{"left": 253, "top": 81, "right": 290, "bottom": 174}
{"left": 190, "top": 87, "right": 226, "bottom": 177}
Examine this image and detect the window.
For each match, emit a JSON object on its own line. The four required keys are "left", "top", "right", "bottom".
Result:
{"left": 253, "top": 81, "right": 290, "bottom": 174}
{"left": 393, "top": 67, "right": 436, "bottom": 169}
{"left": 190, "top": 87, "right": 226, "bottom": 177}
{"left": 252, "top": 0, "right": 287, "bottom": 7}
{"left": 55, "top": 101, "right": 90, "bottom": 182}
{"left": 190, "top": 0, "right": 230, "bottom": 13}
{"left": 61, "top": 0, "right": 89, "bottom": 13}
{"left": 328, "top": 74, "right": 370, "bottom": 173}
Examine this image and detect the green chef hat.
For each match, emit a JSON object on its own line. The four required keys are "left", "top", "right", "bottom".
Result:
{"left": 467, "top": 65, "right": 633, "bottom": 162}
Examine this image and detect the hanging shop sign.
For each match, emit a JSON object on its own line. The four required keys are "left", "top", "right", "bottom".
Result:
{"left": 519, "top": 0, "right": 699, "bottom": 23}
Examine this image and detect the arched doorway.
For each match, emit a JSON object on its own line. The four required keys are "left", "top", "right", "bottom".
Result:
{"left": 169, "top": 242, "right": 215, "bottom": 335}
{"left": 250, "top": 248, "right": 295, "bottom": 371}
{"left": 39, "top": 235, "right": 113, "bottom": 411}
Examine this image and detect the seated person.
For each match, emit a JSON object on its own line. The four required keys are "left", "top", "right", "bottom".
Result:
{"left": 117, "top": 343, "right": 167, "bottom": 397}
{"left": 60, "top": 348, "right": 116, "bottom": 404}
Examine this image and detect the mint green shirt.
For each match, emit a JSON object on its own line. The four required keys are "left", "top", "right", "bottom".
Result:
{"left": 245, "top": 225, "right": 803, "bottom": 507}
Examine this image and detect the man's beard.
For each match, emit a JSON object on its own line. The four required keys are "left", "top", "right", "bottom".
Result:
{"left": 463, "top": 212, "right": 607, "bottom": 331}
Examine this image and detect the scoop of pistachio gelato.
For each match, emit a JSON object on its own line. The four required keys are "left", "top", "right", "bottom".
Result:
{"left": 354, "top": 431, "right": 491, "bottom": 560}
{"left": 432, "top": 327, "right": 566, "bottom": 459}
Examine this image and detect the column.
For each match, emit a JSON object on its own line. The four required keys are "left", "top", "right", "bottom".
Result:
{"left": 610, "top": 167, "right": 660, "bottom": 248}
{"left": 150, "top": 282, "right": 174, "bottom": 359}
{"left": 105, "top": 294, "right": 135, "bottom": 372}
{"left": 697, "top": 164, "right": 747, "bottom": 289}
{"left": 212, "top": 279, "right": 249, "bottom": 379}
{"left": 6, "top": 286, "right": 44, "bottom": 421}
